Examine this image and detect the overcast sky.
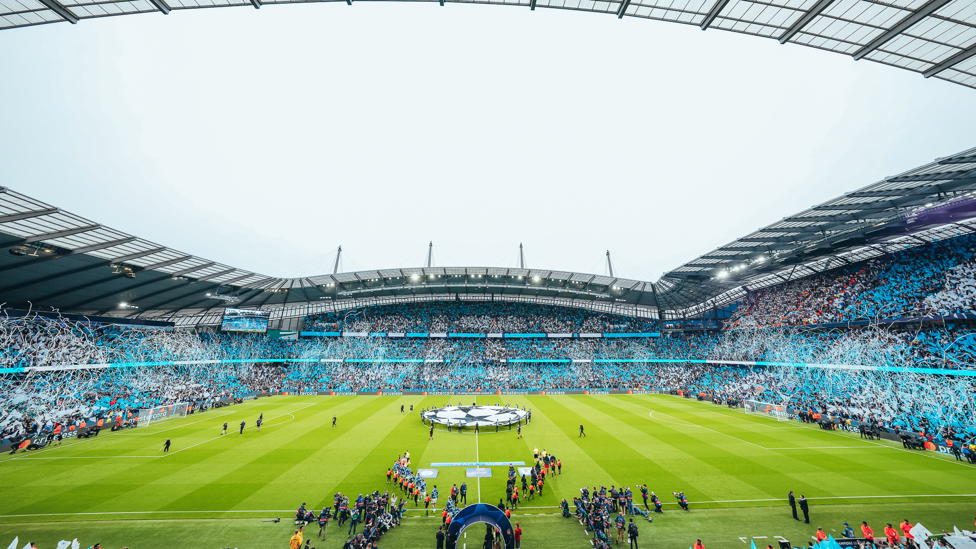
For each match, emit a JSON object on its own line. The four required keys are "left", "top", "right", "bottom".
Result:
{"left": 1, "top": 4, "right": 974, "bottom": 283}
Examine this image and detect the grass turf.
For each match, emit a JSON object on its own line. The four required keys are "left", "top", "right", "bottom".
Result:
{"left": 1, "top": 394, "right": 974, "bottom": 549}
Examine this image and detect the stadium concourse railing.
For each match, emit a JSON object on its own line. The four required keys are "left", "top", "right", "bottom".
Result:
{"left": 3, "top": 358, "right": 975, "bottom": 377}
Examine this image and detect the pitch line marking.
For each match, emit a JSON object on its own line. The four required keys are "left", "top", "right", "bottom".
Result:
{"left": 10, "top": 404, "right": 316, "bottom": 462}
{"left": 635, "top": 404, "right": 767, "bottom": 449}
{"left": 0, "top": 397, "right": 290, "bottom": 463}
{"left": 159, "top": 403, "right": 314, "bottom": 458}
{"left": 647, "top": 411, "right": 696, "bottom": 427}
{"left": 706, "top": 410, "right": 806, "bottom": 430}
{"left": 0, "top": 410, "right": 239, "bottom": 463}
{"left": 692, "top": 397, "right": 976, "bottom": 469}
{"left": 11, "top": 455, "right": 161, "bottom": 460}
{"left": 5, "top": 494, "right": 976, "bottom": 519}
{"left": 634, "top": 402, "right": 887, "bottom": 452}
{"left": 476, "top": 429, "right": 481, "bottom": 504}
{"left": 115, "top": 411, "right": 238, "bottom": 436}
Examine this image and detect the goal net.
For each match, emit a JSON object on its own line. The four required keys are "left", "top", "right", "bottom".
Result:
{"left": 136, "top": 402, "right": 189, "bottom": 428}
{"left": 743, "top": 400, "right": 791, "bottom": 422}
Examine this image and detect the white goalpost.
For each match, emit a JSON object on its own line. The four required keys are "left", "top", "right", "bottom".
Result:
{"left": 743, "top": 399, "right": 791, "bottom": 422}
{"left": 136, "top": 402, "right": 189, "bottom": 428}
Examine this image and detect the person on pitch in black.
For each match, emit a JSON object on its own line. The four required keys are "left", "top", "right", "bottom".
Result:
{"left": 517, "top": 424, "right": 522, "bottom": 439}
{"left": 222, "top": 421, "right": 228, "bottom": 436}
{"left": 256, "top": 416, "right": 263, "bottom": 432}
{"left": 799, "top": 494, "right": 809, "bottom": 523}
{"left": 318, "top": 506, "right": 330, "bottom": 540}
{"left": 332, "top": 415, "right": 337, "bottom": 428}
{"left": 579, "top": 423, "right": 586, "bottom": 437}
{"left": 789, "top": 491, "right": 798, "bottom": 521}
{"left": 429, "top": 425, "right": 434, "bottom": 441}
{"left": 160, "top": 438, "right": 171, "bottom": 453}
{"left": 436, "top": 526, "right": 446, "bottom": 549}
{"left": 240, "top": 420, "right": 246, "bottom": 434}
{"left": 401, "top": 404, "right": 405, "bottom": 414}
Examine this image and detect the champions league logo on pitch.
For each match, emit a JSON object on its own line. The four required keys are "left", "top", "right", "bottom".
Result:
{"left": 421, "top": 405, "right": 528, "bottom": 427}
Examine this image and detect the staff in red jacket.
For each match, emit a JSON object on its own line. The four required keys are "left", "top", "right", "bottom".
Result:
{"left": 900, "top": 520, "right": 914, "bottom": 540}
{"left": 884, "top": 524, "right": 899, "bottom": 546}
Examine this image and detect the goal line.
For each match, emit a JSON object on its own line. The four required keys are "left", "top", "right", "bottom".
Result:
{"left": 743, "top": 399, "right": 791, "bottom": 422}
{"left": 135, "top": 402, "right": 189, "bottom": 428}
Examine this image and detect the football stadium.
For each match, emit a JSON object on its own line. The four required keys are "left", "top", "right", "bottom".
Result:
{"left": 2, "top": 0, "right": 976, "bottom": 546}
{"left": 2, "top": 148, "right": 976, "bottom": 548}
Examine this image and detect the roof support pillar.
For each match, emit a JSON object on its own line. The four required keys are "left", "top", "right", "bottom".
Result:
{"left": 37, "top": 0, "right": 78, "bottom": 23}
{"left": 852, "top": 0, "right": 951, "bottom": 60}
{"left": 924, "top": 43, "right": 976, "bottom": 78}
{"left": 0, "top": 207, "right": 59, "bottom": 223}
{"left": 700, "top": 0, "right": 730, "bottom": 30}
{"left": 616, "top": 0, "right": 630, "bottom": 18}
{"left": 148, "top": 0, "right": 170, "bottom": 12}
{"left": 779, "top": 0, "right": 834, "bottom": 44}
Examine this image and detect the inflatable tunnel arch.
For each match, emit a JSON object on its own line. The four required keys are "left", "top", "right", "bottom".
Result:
{"left": 446, "top": 503, "right": 515, "bottom": 549}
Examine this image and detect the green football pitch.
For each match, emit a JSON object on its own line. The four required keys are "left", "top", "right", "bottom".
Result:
{"left": 2, "top": 394, "right": 974, "bottom": 549}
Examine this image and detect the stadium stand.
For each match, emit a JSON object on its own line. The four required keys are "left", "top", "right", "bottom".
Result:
{"left": 4, "top": 155, "right": 976, "bottom": 461}
{"left": 305, "top": 302, "right": 660, "bottom": 334}
{"left": 729, "top": 233, "right": 976, "bottom": 327}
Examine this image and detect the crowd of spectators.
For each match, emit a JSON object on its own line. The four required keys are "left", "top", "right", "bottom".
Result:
{"left": 305, "top": 301, "right": 659, "bottom": 334}
{"left": 0, "top": 363, "right": 281, "bottom": 446}
{"left": 729, "top": 233, "right": 976, "bottom": 327}
{"left": 8, "top": 229, "right": 976, "bottom": 454}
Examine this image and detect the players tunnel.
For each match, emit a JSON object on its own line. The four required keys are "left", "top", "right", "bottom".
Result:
{"left": 446, "top": 503, "right": 516, "bottom": 549}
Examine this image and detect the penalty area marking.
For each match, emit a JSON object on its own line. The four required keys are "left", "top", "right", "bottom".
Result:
{"left": 705, "top": 409, "right": 807, "bottom": 430}
{"left": 0, "top": 410, "right": 239, "bottom": 464}
{"left": 633, "top": 403, "right": 883, "bottom": 451}
{"left": 4, "top": 493, "right": 976, "bottom": 519}
{"left": 664, "top": 396, "right": 976, "bottom": 468}
{"left": 10, "top": 403, "right": 315, "bottom": 462}
{"left": 0, "top": 398, "right": 301, "bottom": 464}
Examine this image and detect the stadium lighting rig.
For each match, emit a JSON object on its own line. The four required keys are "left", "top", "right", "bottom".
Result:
{"left": 205, "top": 292, "right": 240, "bottom": 303}
{"left": 9, "top": 243, "right": 56, "bottom": 256}
{"left": 111, "top": 263, "right": 137, "bottom": 278}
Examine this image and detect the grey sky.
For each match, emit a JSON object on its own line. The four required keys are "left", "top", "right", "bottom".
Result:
{"left": 1, "top": 4, "right": 974, "bottom": 283}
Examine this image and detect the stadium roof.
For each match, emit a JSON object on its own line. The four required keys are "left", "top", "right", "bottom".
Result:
{"left": 2, "top": 0, "right": 976, "bottom": 90}
{"left": 2, "top": 146, "right": 975, "bottom": 324}
{"left": 0, "top": 188, "right": 658, "bottom": 321}
{"left": 656, "top": 145, "right": 976, "bottom": 316}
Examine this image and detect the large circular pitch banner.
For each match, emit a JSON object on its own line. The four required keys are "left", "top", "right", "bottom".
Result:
{"left": 422, "top": 405, "right": 527, "bottom": 427}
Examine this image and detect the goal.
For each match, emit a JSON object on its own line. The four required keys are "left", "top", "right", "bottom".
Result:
{"left": 136, "top": 402, "right": 189, "bottom": 428}
{"left": 744, "top": 400, "right": 791, "bottom": 422}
